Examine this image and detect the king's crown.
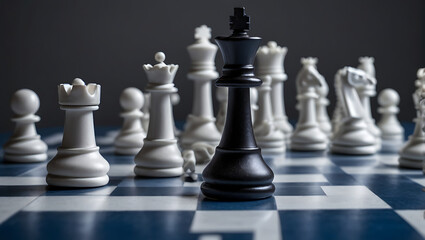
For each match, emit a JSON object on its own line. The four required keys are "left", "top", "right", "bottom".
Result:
{"left": 187, "top": 25, "right": 218, "bottom": 72}
{"left": 58, "top": 78, "right": 101, "bottom": 106}
{"left": 143, "top": 52, "right": 178, "bottom": 85}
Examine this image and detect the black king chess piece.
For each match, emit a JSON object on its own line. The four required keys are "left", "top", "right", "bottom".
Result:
{"left": 201, "top": 7, "right": 275, "bottom": 200}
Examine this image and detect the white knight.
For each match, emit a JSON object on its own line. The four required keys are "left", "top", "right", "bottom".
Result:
{"left": 331, "top": 67, "right": 377, "bottom": 155}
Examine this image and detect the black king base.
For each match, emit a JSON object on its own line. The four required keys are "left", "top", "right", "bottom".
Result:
{"left": 201, "top": 7, "right": 275, "bottom": 201}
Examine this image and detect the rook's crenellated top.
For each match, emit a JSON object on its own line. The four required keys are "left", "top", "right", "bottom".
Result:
{"left": 256, "top": 41, "right": 288, "bottom": 80}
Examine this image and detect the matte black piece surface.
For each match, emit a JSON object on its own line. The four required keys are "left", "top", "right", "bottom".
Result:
{"left": 201, "top": 7, "right": 275, "bottom": 201}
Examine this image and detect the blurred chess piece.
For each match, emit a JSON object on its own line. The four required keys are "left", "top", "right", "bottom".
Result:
{"left": 3, "top": 89, "right": 48, "bottom": 163}
{"left": 180, "top": 25, "right": 221, "bottom": 150}
{"left": 47, "top": 78, "right": 110, "bottom": 187}
{"left": 141, "top": 92, "right": 150, "bottom": 132}
{"left": 420, "top": 94, "right": 425, "bottom": 174}
{"left": 171, "top": 92, "right": 181, "bottom": 137}
{"left": 331, "top": 72, "right": 344, "bottom": 135}
{"left": 357, "top": 57, "right": 382, "bottom": 151}
{"left": 255, "top": 41, "right": 291, "bottom": 144}
{"left": 313, "top": 60, "right": 332, "bottom": 137}
{"left": 253, "top": 75, "right": 285, "bottom": 153}
{"left": 377, "top": 88, "right": 404, "bottom": 152}
{"left": 291, "top": 57, "right": 328, "bottom": 151}
{"left": 399, "top": 68, "right": 425, "bottom": 169}
{"left": 114, "top": 87, "right": 146, "bottom": 155}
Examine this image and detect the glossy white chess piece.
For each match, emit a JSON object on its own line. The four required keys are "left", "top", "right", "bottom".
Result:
{"left": 3, "top": 89, "right": 48, "bottom": 163}
{"left": 114, "top": 87, "right": 146, "bottom": 155}
{"left": 331, "top": 67, "right": 377, "bottom": 155}
{"left": 47, "top": 78, "right": 110, "bottom": 187}
{"left": 134, "top": 52, "right": 184, "bottom": 177}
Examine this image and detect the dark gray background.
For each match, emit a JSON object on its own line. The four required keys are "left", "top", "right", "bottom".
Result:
{"left": 0, "top": 0, "right": 424, "bottom": 132}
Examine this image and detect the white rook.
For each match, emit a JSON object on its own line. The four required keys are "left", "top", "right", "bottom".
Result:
{"left": 46, "top": 78, "right": 110, "bottom": 187}
{"left": 255, "top": 41, "right": 291, "bottom": 144}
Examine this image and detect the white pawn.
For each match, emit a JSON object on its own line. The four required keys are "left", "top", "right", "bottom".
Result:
{"left": 134, "top": 52, "right": 184, "bottom": 177}
{"left": 47, "top": 78, "right": 110, "bottom": 187}
{"left": 3, "top": 89, "right": 48, "bottom": 162}
{"left": 399, "top": 70, "right": 425, "bottom": 169}
{"left": 377, "top": 89, "right": 404, "bottom": 152}
{"left": 114, "top": 87, "right": 146, "bottom": 155}
{"left": 215, "top": 87, "right": 228, "bottom": 133}
{"left": 290, "top": 58, "right": 328, "bottom": 151}
{"left": 253, "top": 76, "right": 286, "bottom": 153}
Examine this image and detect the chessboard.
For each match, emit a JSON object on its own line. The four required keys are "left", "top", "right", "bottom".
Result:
{"left": 0, "top": 125, "right": 424, "bottom": 240}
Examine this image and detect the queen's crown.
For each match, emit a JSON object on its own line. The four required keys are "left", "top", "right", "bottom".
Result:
{"left": 58, "top": 78, "right": 100, "bottom": 106}
{"left": 143, "top": 52, "right": 178, "bottom": 85}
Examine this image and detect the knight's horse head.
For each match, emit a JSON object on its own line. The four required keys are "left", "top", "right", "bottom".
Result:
{"left": 296, "top": 57, "right": 326, "bottom": 92}
{"left": 345, "top": 67, "right": 376, "bottom": 88}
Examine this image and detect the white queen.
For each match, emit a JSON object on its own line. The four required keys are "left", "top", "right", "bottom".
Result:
{"left": 134, "top": 52, "right": 184, "bottom": 177}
